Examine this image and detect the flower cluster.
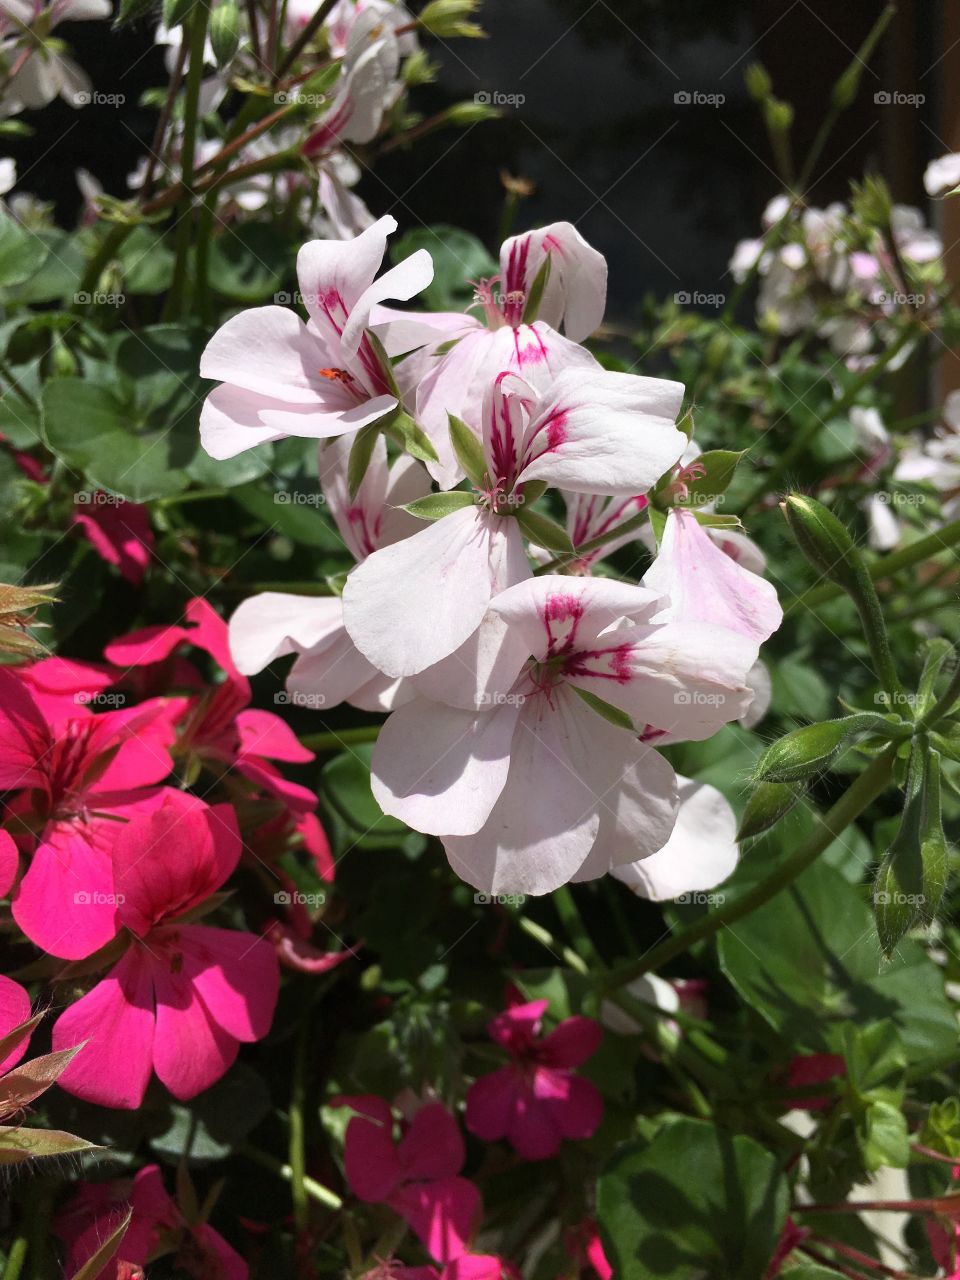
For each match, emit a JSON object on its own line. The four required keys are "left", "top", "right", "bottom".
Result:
{"left": 210, "top": 214, "right": 783, "bottom": 901}
{"left": 730, "top": 192, "right": 943, "bottom": 364}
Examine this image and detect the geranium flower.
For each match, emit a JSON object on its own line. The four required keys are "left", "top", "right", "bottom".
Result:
{"left": 1, "top": 667, "right": 176, "bottom": 959}
{"left": 371, "top": 575, "right": 759, "bottom": 895}
{"left": 229, "top": 433, "right": 429, "bottom": 713}
{"left": 374, "top": 222, "right": 608, "bottom": 486}
{"left": 0, "top": 973, "right": 32, "bottom": 1073}
{"left": 71, "top": 495, "right": 154, "bottom": 586}
{"left": 56, "top": 1162, "right": 247, "bottom": 1280}
{"left": 466, "top": 998, "right": 602, "bottom": 1160}
{"left": 343, "top": 367, "right": 686, "bottom": 687}
{"left": 340, "top": 1095, "right": 481, "bottom": 1262}
{"left": 52, "top": 791, "right": 279, "bottom": 1108}
{"left": 198, "top": 216, "right": 433, "bottom": 459}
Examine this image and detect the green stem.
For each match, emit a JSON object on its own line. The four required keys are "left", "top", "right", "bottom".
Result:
{"left": 240, "top": 1144, "right": 342, "bottom": 1210}
{"left": 0, "top": 357, "right": 37, "bottom": 411}
{"left": 2, "top": 1237, "right": 27, "bottom": 1280}
{"left": 74, "top": 223, "right": 133, "bottom": 310}
{"left": 517, "top": 915, "right": 588, "bottom": 974}
{"left": 919, "top": 656, "right": 960, "bottom": 730}
{"left": 786, "top": 518, "right": 960, "bottom": 614}
{"left": 275, "top": 0, "right": 338, "bottom": 79}
{"left": 289, "top": 1006, "right": 310, "bottom": 1232}
{"left": 604, "top": 745, "right": 897, "bottom": 988}
{"left": 552, "top": 885, "right": 603, "bottom": 969}
{"left": 299, "top": 725, "right": 380, "bottom": 752}
{"left": 168, "top": 0, "right": 212, "bottom": 318}
{"left": 194, "top": 187, "right": 218, "bottom": 326}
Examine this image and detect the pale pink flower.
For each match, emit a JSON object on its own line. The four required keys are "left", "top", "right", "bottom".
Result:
{"left": 343, "top": 367, "right": 686, "bottom": 687}
{"left": 229, "top": 435, "right": 429, "bottom": 712}
{"left": 340, "top": 1096, "right": 481, "bottom": 1262}
{"left": 53, "top": 791, "right": 279, "bottom": 1108}
{"left": 199, "top": 216, "right": 433, "bottom": 459}
{"left": 371, "top": 575, "right": 757, "bottom": 895}
{"left": 374, "top": 222, "right": 609, "bottom": 486}
{"left": 466, "top": 998, "right": 602, "bottom": 1160}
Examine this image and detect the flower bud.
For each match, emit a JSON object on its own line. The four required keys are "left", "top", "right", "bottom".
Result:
{"left": 737, "top": 781, "right": 802, "bottom": 840}
{"left": 209, "top": 0, "right": 241, "bottom": 67}
{"left": 753, "top": 720, "right": 849, "bottom": 784}
{"left": 417, "top": 0, "right": 485, "bottom": 38}
{"left": 744, "top": 62, "right": 772, "bottom": 102}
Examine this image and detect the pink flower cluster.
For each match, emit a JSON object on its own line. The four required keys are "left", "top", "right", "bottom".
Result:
{"left": 209, "top": 215, "right": 783, "bottom": 901}
{"left": 0, "top": 597, "right": 343, "bottom": 1112}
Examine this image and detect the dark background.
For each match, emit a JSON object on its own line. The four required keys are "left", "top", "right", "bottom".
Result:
{"left": 7, "top": 0, "right": 947, "bottom": 325}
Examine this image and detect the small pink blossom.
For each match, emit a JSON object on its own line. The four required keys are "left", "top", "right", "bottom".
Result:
{"left": 52, "top": 791, "right": 279, "bottom": 1108}
{"left": 340, "top": 1096, "right": 482, "bottom": 1262}
{"left": 71, "top": 495, "right": 154, "bottom": 585}
{"left": 466, "top": 998, "right": 602, "bottom": 1160}
{"left": 0, "top": 974, "right": 32, "bottom": 1073}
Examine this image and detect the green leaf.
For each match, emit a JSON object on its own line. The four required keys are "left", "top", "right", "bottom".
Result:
{"left": 597, "top": 1117, "right": 789, "bottom": 1280}
{"left": 647, "top": 504, "right": 667, "bottom": 549}
{"left": 516, "top": 506, "right": 573, "bottom": 553}
{"left": 521, "top": 251, "right": 552, "bottom": 325}
{"left": 676, "top": 449, "right": 746, "bottom": 509}
{"left": 860, "top": 1097, "right": 909, "bottom": 1171}
{"left": 383, "top": 410, "right": 440, "bottom": 466}
{"left": 404, "top": 491, "right": 474, "bottom": 520}
{"left": 691, "top": 511, "right": 743, "bottom": 529}
{"left": 322, "top": 746, "right": 408, "bottom": 841}
{"left": 573, "top": 686, "right": 635, "bottom": 731}
{"left": 68, "top": 1210, "right": 133, "bottom": 1280}
{"left": 0, "top": 213, "right": 49, "bottom": 292}
{"left": 150, "top": 1064, "right": 271, "bottom": 1165}
{"left": 347, "top": 424, "right": 381, "bottom": 499}
{"left": 207, "top": 224, "right": 289, "bottom": 303}
{"left": 874, "top": 743, "right": 946, "bottom": 952}
{"left": 0, "top": 1126, "right": 101, "bottom": 1164}
{"left": 448, "top": 412, "right": 487, "bottom": 487}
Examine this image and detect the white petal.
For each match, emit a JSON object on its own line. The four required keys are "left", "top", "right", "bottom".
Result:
{"left": 371, "top": 697, "right": 520, "bottom": 835}
{"left": 228, "top": 593, "right": 345, "bottom": 674}
{"left": 287, "top": 627, "right": 382, "bottom": 711}
{"left": 200, "top": 306, "right": 327, "bottom": 403}
{"left": 296, "top": 215, "right": 397, "bottom": 341}
{"left": 500, "top": 221, "right": 607, "bottom": 341}
{"left": 341, "top": 251, "right": 435, "bottom": 355}
{"left": 612, "top": 776, "right": 738, "bottom": 902}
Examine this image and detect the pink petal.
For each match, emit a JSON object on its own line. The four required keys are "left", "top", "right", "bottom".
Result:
{"left": 0, "top": 668, "right": 49, "bottom": 789}
{"left": 297, "top": 216, "right": 397, "bottom": 343}
{"left": 341, "top": 248, "right": 435, "bottom": 356}
{"left": 199, "top": 305, "right": 329, "bottom": 404}
{"left": 72, "top": 499, "right": 153, "bottom": 585}
{"left": 151, "top": 951, "right": 239, "bottom": 1100}
{"left": 488, "top": 999, "right": 547, "bottom": 1052}
{"left": 390, "top": 1176, "right": 481, "bottom": 1263}
{"left": 199, "top": 383, "right": 298, "bottom": 460}
{"left": 235, "top": 709, "right": 313, "bottom": 763}
{"left": 13, "top": 819, "right": 120, "bottom": 959}
{"left": 465, "top": 1068, "right": 518, "bottom": 1142}
{"left": 0, "top": 975, "right": 32, "bottom": 1072}
{"left": 0, "top": 829, "right": 18, "bottom": 897}
{"left": 537, "top": 1069, "right": 603, "bottom": 1142}
{"left": 538, "top": 1016, "right": 602, "bottom": 1069}
{"left": 499, "top": 221, "right": 607, "bottom": 342}
{"left": 103, "top": 622, "right": 189, "bottom": 667}
{"left": 178, "top": 924, "right": 279, "bottom": 1042}
{"left": 398, "top": 1103, "right": 465, "bottom": 1181}
{"left": 343, "top": 1102, "right": 403, "bottom": 1201}
{"left": 189, "top": 1223, "right": 249, "bottom": 1280}
{"left": 54, "top": 948, "right": 156, "bottom": 1109}
{"left": 371, "top": 697, "right": 520, "bottom": 837}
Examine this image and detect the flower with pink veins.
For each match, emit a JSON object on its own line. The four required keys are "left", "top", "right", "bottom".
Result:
{"left": 199, "top": 215, "right": 433, "bottom": 459}
{"left": 52, "top": 791, "right": 279, "bottom": 1108}
{"left": 371, "top": 575, "right": 757, "bottom": 896}
{"left": 343, "top": 365, "right": 686, "bottom": 693}
{"left": 466, "top": 998, "right": 602, "bottom": 1161}
{"left": 56, "top": 1162, "right": 248, "bottom": 1280}
{"left": 1, "top": 668, "right": 177, "bottom": 960}
{"left": 374, "top": 222, "right": 609, "bottom": 487}
{"left": 340, "top": 1095, "right": 482, "bottom": 1262}
{"left": 229, "top": 433, "right": 430, "bottom": 713}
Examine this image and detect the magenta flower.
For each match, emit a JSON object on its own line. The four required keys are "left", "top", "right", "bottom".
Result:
{"left": 340, "top": 1096, "right": 481, "bottom": 1262}
{"left": 56, "top": 1162, "right": 247, "bottom": 1280}
{"left": 52, "top": 791, "right": 279, "bottom": 1109}
{"left": 71, "top": 494, "right": 154, "bottom": 586}
{"left": 466, "top": 999, "right": 603, "bottom": 1161}
{"left": 0, "top": 974, "right": 32, "bottom": 1074}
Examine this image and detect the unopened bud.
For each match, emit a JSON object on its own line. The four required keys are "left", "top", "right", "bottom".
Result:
{"left": 209, "top": 0, "right": 241, "bottom": 66}
{"left": 417, "top": 0, "right": 485, "bottom": 38}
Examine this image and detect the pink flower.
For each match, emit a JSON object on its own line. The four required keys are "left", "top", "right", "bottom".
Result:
{"left": 782, "top": 1053, "right": 847, "bottom": 1111}
{"left": 228, "top": 434, "right": 429, "bottom": 713}
{"left": 0, "top": 974, "right": 32, "bottom": 1073}
{"left": 2, "top": 668, "right": 176, "bottom": 959}
{"left": 374, "top": 222, "right": 608, "bottom": 487}
{"left": 199, "top": 216, "right": 433, "bottom": 460}
{"left": 71, "top": 495, "right": 154, "bottom": 586}
{"left": 343, "top": 367, "right": 686, "bottom": 687}
{"left": 52, "top": 791, "right": 279, "bottom": 1108}
{"left": 56, "top": 1163, "right": 247, "bottom": 1280}
{"left": 563, "top": 1221, "right": 612, "bottom": 1280}
{"left": 371, "top": 575, "right": 758, "bottom": 895}
{"left": 466, "top": 999, "right": 602, "bottom": 1160}
{"left": 340, "top": 1096, "right": 482, "bottom": 1262}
